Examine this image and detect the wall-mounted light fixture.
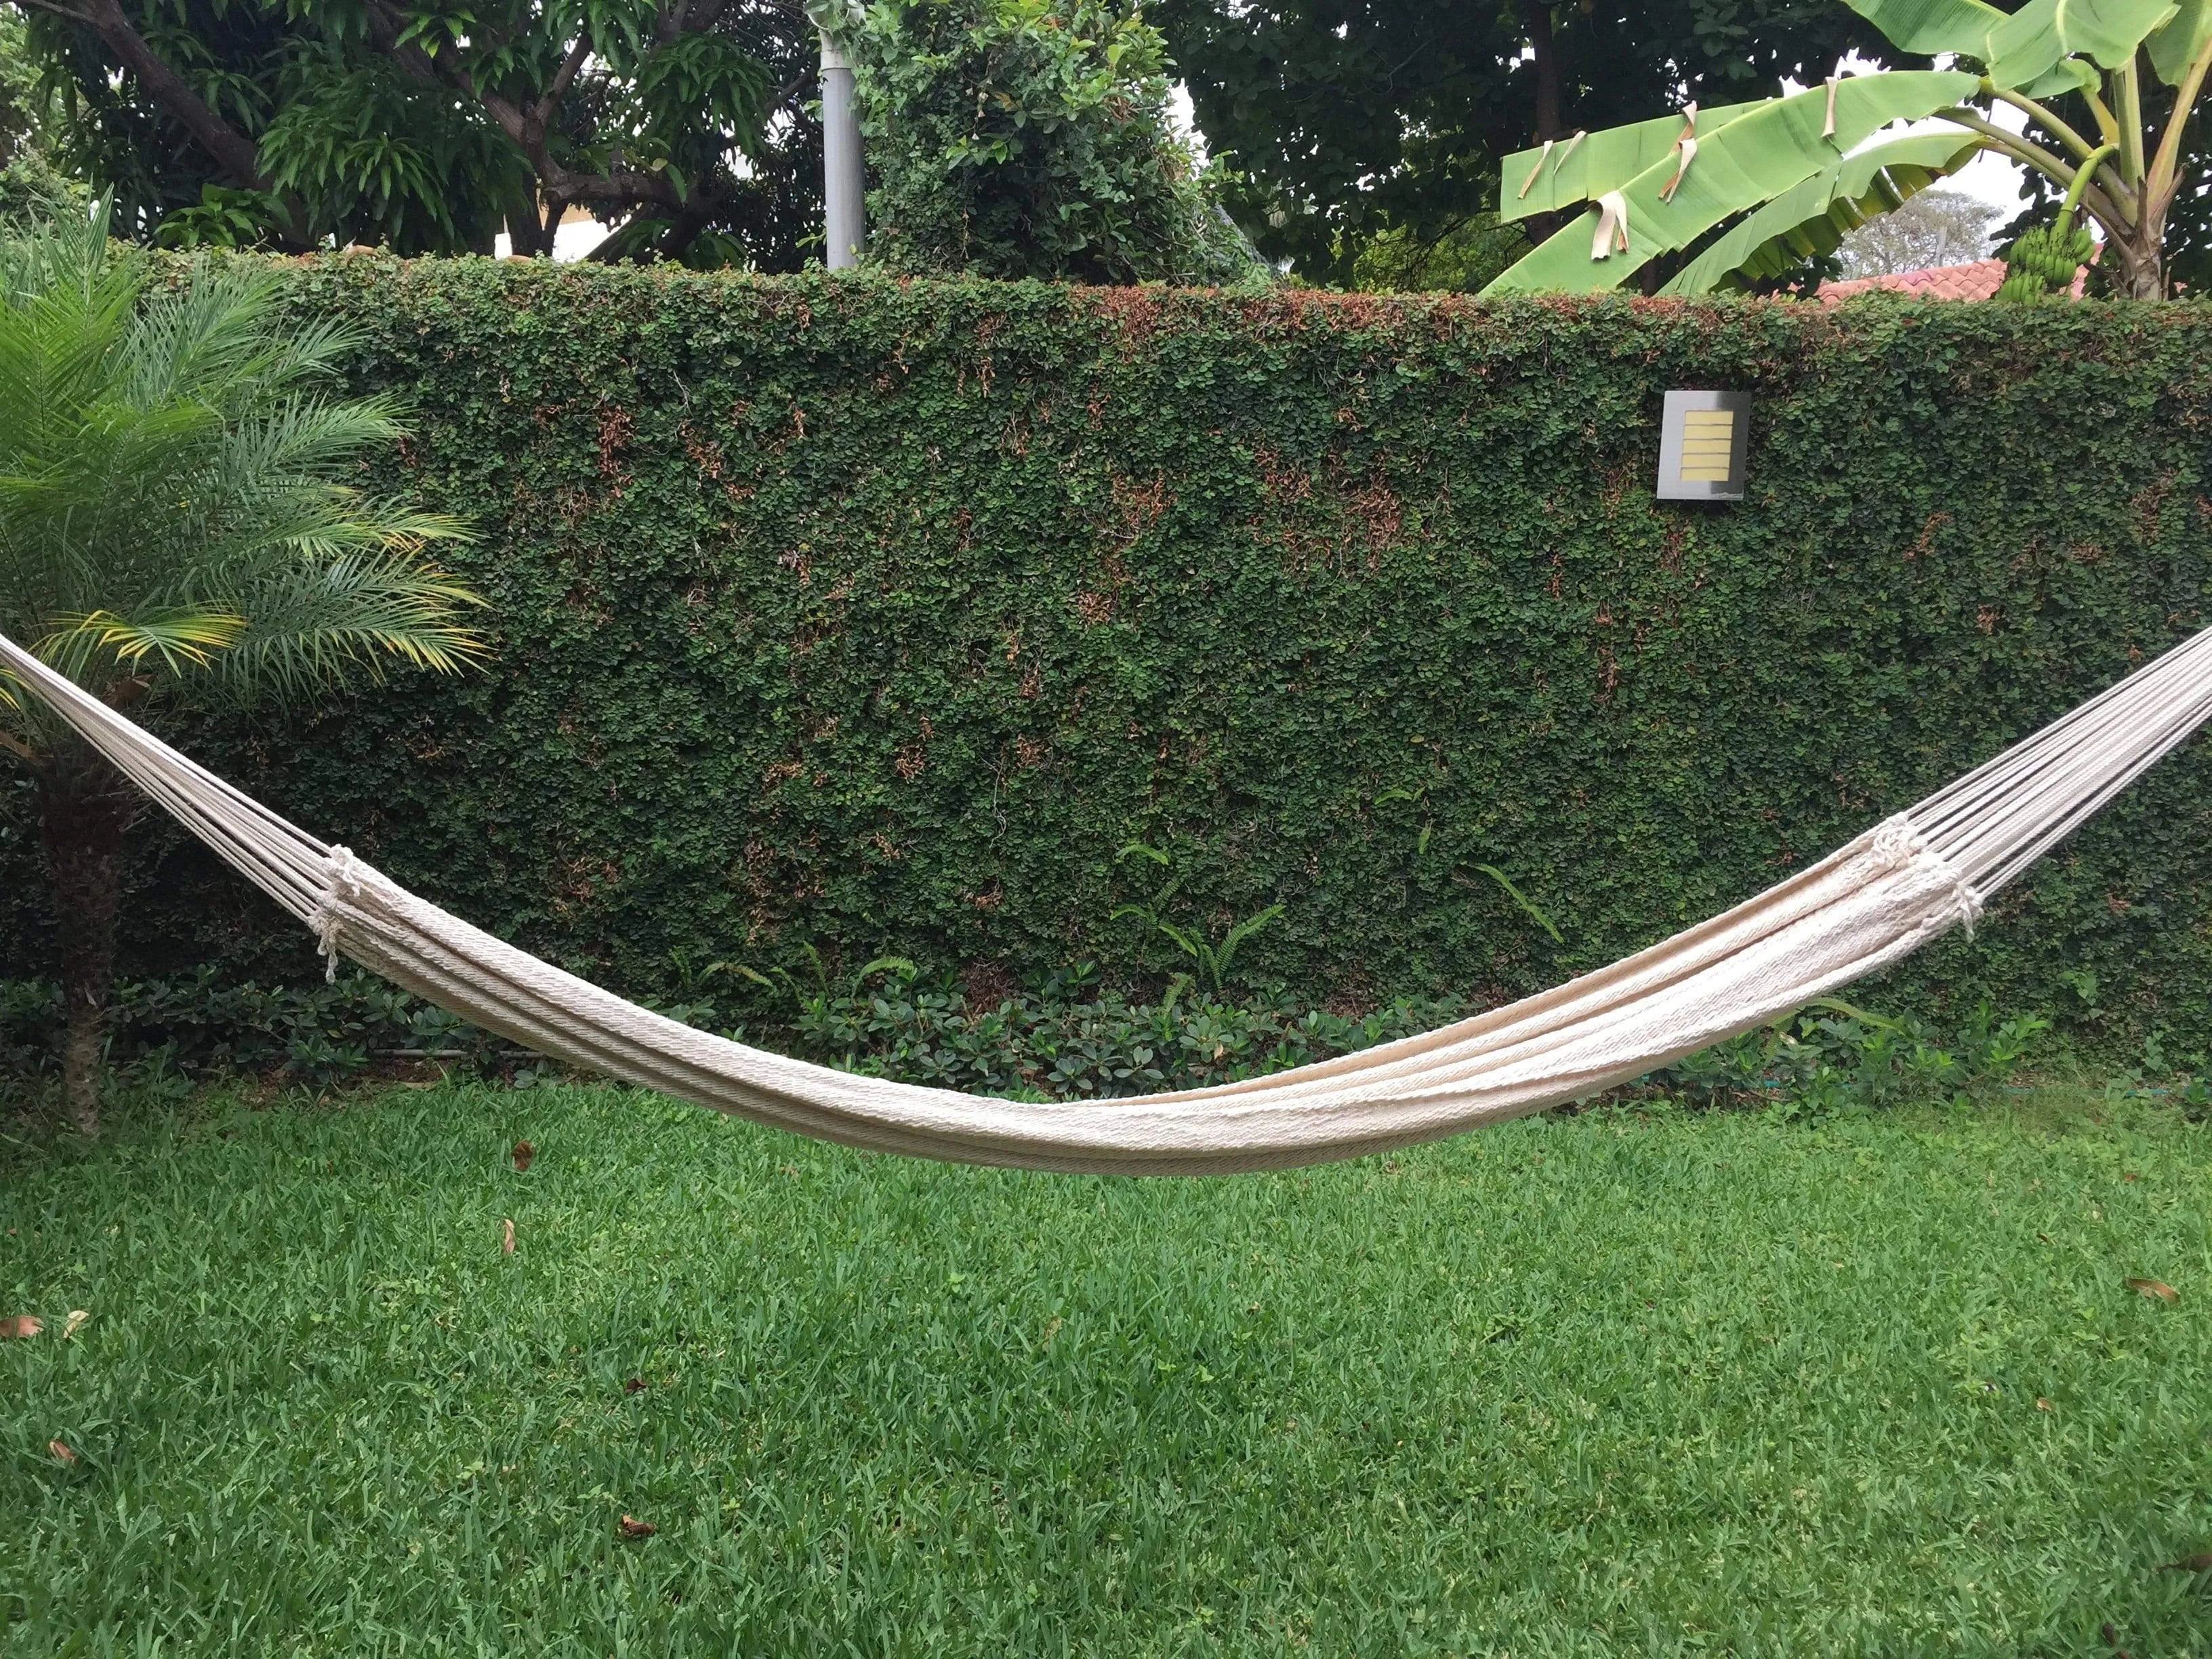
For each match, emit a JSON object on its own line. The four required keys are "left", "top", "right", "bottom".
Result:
{"left": 1656, "top": 390, "right": 1750, "bottom": 502}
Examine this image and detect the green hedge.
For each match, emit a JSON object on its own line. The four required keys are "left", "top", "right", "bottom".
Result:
{"left": 6, "top": 260, "right": 2212, "bottom": 1050}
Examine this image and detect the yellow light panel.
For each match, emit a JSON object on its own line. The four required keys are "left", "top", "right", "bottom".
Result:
{"left": 1676, "top": 408, "right": 1736, "bottom": 482}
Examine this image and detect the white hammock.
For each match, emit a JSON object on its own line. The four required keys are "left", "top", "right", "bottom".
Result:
{"left": 7, "top": 625, "right": 2212, "bottom": 1174}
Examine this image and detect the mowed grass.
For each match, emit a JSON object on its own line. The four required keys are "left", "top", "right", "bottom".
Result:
{"left": 2, "top": 1082, "right": 2209, "bottom": 1656}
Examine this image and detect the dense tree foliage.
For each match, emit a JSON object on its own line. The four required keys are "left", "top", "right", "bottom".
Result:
{"left": 1151, "top": 0, "right": 1900, "bottom": 286}
{"left": 0, "top": 7, "right": 83, "bottom": 226}
{"left": 1348, "top": 213, "right": 1529, "bottom": 295}
{"left": 846, "top": 0, "right": 1258, "bottom": 283}
{"left": 3, "top": 0, "right": 826, "bottom": 265}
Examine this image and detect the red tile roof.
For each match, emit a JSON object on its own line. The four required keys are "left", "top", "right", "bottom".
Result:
{"left": 1818, "top": 257, "right": 2088, "bottom": 302}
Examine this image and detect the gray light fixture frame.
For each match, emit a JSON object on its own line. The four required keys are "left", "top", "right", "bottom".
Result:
{"left": 1656, "top": 389, "right": 1751, "bottom": 502}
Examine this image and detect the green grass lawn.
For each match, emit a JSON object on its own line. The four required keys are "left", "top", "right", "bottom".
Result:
{"left": 2, "top": 1081, "right": 2209, "bottom": 1656}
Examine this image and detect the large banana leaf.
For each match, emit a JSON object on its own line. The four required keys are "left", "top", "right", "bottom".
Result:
{"left": 2020, "top": 56, "right": 2105, "bottom": 95}
{"left": 1848, "top": 0, "right": 2186, "bottom": 83}
{"left": 2148, "top": 0, "right": 2212, "bottom": 83}
{"left": 1658, "top": 132, "right": 1985, "bottom": 294}
{"left": 1841, "top": 0, "right": 2009, "bottom": 56}
{"left": 1484, "top": 69, "right": 1980, "bottom": 295}
{"left": 1500, "top": 102, "right": 1773, "bottom": 224}
{"left": 1985, "top": 0, "right": 2179, "bottom": 86}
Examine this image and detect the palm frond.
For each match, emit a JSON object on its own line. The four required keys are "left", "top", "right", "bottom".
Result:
{"left": 211, "top": 551, "right": 491, "bottom": 701}
{"left": 201, "top": 392, "right": 412, "bottom": 490}
{"left": 117, "top": 260, "right": 366, "bottom": 417}
{"left": 1, "top": 200, "right": 487, "bottom": 704}
{"left": 35, "top": 607, "right": 249, "bottom": 680}
{"left": 184, "top": 491, "right": 476, "bottom": 592}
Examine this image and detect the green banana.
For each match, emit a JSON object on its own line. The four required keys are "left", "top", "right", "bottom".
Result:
{"left": 1998, "top": 219, "right": 2093, "bottom": 302}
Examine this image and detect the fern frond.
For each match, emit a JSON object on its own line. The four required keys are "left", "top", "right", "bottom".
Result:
{"left": 1471, "top": 864, "right": 1564, "bottom": 945}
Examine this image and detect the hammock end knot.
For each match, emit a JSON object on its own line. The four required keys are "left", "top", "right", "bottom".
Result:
{"left": 311, "top": 845, "right": 366, "bottom": 982}
{"left": 1872, "top": 815, "right": 1984, "bottom": 939}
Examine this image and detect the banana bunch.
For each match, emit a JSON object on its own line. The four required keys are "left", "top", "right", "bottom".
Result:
{"left": 1996, "top": 220, "right": 2095, "bottom": 302}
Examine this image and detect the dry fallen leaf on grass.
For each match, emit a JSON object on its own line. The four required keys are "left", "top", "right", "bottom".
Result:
{"left": 1, "top": 1315, "right": 43, "bottom": 1339}
{"left": 512, "top": 1140, "right": 534, "bottom": 1172}
{"left": 501, "top": 1218, "right": 516, "bottom": 1256}
{"left": 2161, "top": 1551, "right": 2212, "bottom": 1573}
{"left": 623, "top": 1376, "right": 646, "bottom": 1395}
{"left": 61, "top": 1310, "right": 88, "bottom": 1339}
{"left": 2036, "top": 1397, "right": 2052, "bottom": 1410}
{"left": 2125, "top": 1277, "right": 2179, "bottom": 1304}
{"left": 617, "top": 1515, "right": 656, "bottom": 1539}
{"left": 47, "top": 1441, "right": 74, "bottom": 1463}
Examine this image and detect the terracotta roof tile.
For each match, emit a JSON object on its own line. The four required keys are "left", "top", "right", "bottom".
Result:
{"left": 1818, "top": 257, "right": 2089, "bottom": 303}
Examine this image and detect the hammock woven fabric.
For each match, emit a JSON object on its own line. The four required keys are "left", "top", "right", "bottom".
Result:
{"left": 9, "top": 625, "right": 2212, "bottom": 1174}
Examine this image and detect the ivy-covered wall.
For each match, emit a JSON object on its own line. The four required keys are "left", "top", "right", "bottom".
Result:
{"left": 7, "top": 260, "right": 2212, "bottom": 1046}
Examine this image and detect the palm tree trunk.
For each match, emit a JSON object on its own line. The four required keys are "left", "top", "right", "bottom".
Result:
{"left": 37, "top": 742, "right": 138, "bottom": 1137}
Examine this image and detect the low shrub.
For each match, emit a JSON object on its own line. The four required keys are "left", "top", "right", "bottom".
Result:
{"left": 20, "top": 964, "right": 2198, "bottom": 1118}
{"left": 0, "top": 968, "right": 503, "bottom": 1088}
{"left": 1644, "top": 996, "right": 2054, "bottom": 1116}
{"left": 773, "top": 962, "right": 1467, "bottom": 1097}
{"left": 0, "top": 964, "right": 1469, "bottom": 1100}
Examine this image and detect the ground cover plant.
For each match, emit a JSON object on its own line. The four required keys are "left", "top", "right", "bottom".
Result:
{"left": 0, "top": 965, "right": 1475, "bottom": 1097}
{"left": 4, "top": 964, "right": 2162, "bottom": 1120}
{"left": 1, "top": 1073, "right": 2207, "bottom": 1654}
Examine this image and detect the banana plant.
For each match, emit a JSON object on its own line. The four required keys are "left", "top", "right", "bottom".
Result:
{"left": 1487, "top": 0, "right": 2212, "bottom": 299}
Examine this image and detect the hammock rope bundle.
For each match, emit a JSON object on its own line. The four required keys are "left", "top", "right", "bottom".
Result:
{"left": 8, "top": 624, "right": 2212, "bottom": 1174}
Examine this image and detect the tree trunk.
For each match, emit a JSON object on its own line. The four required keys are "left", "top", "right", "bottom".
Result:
{"left": 1521, "top": 0, "right": 1564, "bottom": 142}
{"left": 71, "top": 0, "right": 312, "bottom": 247}
{"left": 37, "top": 744, "right": 138, "bottom": 1137}
{"left": 1515, "top": 3, "right": 1568, "bottom": 247}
